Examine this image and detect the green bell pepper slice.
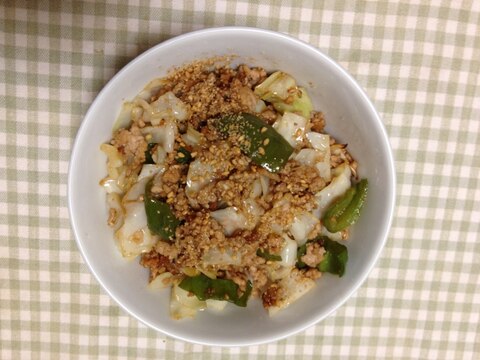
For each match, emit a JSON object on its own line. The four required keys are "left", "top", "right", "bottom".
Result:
{"left": 322, "top": 179, "right": 368, "bottom": 233}
{"left": 144, "top": 179, "right": 180, "bottom": 240}
{"left": 179, "top": 273, "right": 253, "bottom": 307}
{"left": 214, "top": 112, "right": 294, "bottom": 173}
{"left": 317, "top": 237, "right": 348, "bottom": 277}
{"left": 295, "top": 236, "right": 348, "bottom": 277}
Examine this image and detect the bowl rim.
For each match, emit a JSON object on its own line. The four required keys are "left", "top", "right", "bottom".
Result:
{"left": 68, "top": 26, "right": 396, "bottom": 346}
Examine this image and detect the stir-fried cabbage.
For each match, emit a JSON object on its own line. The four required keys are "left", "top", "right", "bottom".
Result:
{"left": 206, "top": 299, "right": 228, "bottom": 311}
{"left": 211, "top": 207, "right": 249, "bottom": 236}
{"left": 137, "top": 164, "right": 165, "bottom": 181}
{"left": 112, "top": 102, "right": 135, "bottom": 132}
{"left": 273, "top": 112, "right": 308, "bottom": 148}
{"left": 115, "top": 178, "right": 157, "bottom": 258}
{"left": 148, "top": 272, "right": 174, "bottom": 290}
{"left": 265, "top": 262, "right": 292, "bottom": 281}
{"left": 106, "top": 192, "right": 123, "bottom": 231}
{"left": 136, "top": 78, "right": 167, "bottom": 101}
{"left": 101, "top": 178, "right": 123, "bottom": 194}
{"left": 279, "top": 234, "right": 298, "bottom": 267}
{"left": 242, "top": 198, "right": 265, "bottom": 219}
{"left": 185, "top": 159, "right": 215, "bottom": 205}
{"left": 320, "top": 226, "right": 343, "bottom": 241}
{"left": 254, "top": 71, "right": 297, "bottom": 103}
{"left": 306, "top": 132, "right": 331, "bottom": 181}
{"left": 121, "top": 177, "right": 150, "bottom": 203}
{"left": 141, "top": 120, "right": 177, "bottom": 153}
{"left": 259, "top": 175, "right": 270, "bottom": 197}
{"left": 250, "top": 178, "right": 263, "bottom": 198}
{"left": 100, "top": 144, "right": 127, "bottom": 194}
{"left": 202, "top": 247, "right": 242, "bottom": 266}
{"left": 115, "top": 202, "right": 156, "bottom": 258}
{"left": 170, "top": 284, "right": 206, "bottom": 320}
{"left": 181, "top": 125, "right": 204, "bottom": 147}
{"left": 254, "top": 71, "right": 313, "bottom": 118}
{"left": 272, "top": 87, "right": 313, "bottom": 119}
{"left": 289, "top": 212, "right": 320, "bottom": 246}
{"left": 313, "top": 164, "right": 352, "bottom": 218}
{"left": 148, "top": 91, "right": 190, "bottom": 126}
{"left": 267, "top": 270, "right": 316, "bottom": 316}
{"left": 100, "top": 144, "right": 123, "bottom": 179}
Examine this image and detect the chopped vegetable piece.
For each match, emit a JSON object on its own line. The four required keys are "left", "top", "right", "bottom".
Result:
{"left": 179, "top": 273, "right": 253, "bottom": 307}
{"left": 254, "top": 71, "right": 313, "bottom": 118}
{"left": 322, "top": 179, "right": 368, "bottom": 232}
{"left": 272, "top": 112, "right": 307, "bottom": 148}
{"left": 176, "top": 147, "right": 192, "bottom": 164}
{"left": 144, "top": 143, "right": 156, "bottom": 164}
{"left": 254, "top": 71, "right": 296, "bottom": 102}
{"left": 271, "top": 87, "right": 313, "bottom": 119}
{"left": 322, "top": 187, "right": 355, "bottom": 226}
{"left": 144, "top": 179, "right": 180, "bottom": 240}
{"left": 317, "top": 237, "right": 348, "bottom": 277}
{"left": 214, "top": 112, "right": 294, "bottom": 172}
{"left": 256, "top": 249, "right": 282, "bottom": 261}
{"left": 296, "top": 236, "right": 348, "bottom": 276}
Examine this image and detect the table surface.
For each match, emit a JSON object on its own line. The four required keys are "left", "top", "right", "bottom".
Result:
{"left": 1, "top": 1, "right": 479, "bottom": 359}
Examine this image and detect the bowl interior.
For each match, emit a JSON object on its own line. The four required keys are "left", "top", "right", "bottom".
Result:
{"left": 69, "top": 27, "right": 395, "bottom": 346}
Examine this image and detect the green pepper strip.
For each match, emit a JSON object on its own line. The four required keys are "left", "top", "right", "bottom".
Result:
{"left": 179, "top": 273, "right": 253, "bottom": 307}
{"left": 317, "top": 237, "right": 348, "bottom": 277}
{"left": 322, "top": 179, "right": 368, "bottom": 233}
{"left": 144, "top": 179, "right": 180, "bottom": 240}
{"left": 256, "top": 248, "right": 282, "bottom": 261}
{"left": 295, "top": 236, "right": 348, "bottom": 277}
{"left": 215, "top": 112, "right": 294, "bottom": 173}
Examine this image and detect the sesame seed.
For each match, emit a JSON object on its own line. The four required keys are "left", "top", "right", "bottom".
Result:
{"left": 261, "top": 127, "right": 267, "bottom": 133}
{"left": 263, "top": 138, "right": 270, "bottom": 146}
{"left": 178, "top": 152, "right": 185, "bottom": 158}
{"left": 258, "top": 147, "right": 265, "bottom": 155}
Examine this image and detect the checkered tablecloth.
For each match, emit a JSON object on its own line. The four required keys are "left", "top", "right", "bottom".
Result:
{"left": 1, "top": 1, "right": 479, "bottom": 358}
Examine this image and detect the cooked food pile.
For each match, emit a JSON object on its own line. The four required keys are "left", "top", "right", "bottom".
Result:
{"left": 100, "top": 59, "right": 368, "bottom": 319}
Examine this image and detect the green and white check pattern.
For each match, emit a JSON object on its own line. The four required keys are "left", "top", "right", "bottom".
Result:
{"left": 1, "top": 1, "right": 479, "bottom": 358}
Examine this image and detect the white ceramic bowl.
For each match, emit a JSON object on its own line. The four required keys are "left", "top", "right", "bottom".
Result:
{"left": 68, "top": 27, "right": 395, "bottom": 346}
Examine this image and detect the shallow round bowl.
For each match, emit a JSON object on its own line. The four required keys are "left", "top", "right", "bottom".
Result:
{"left": 68, "top": 27, "right": 395, "bottom": 346}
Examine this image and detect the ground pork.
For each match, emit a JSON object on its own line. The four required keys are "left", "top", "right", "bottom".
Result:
{"left": 301, "top": 242, "right": 325, "bottom": 268}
